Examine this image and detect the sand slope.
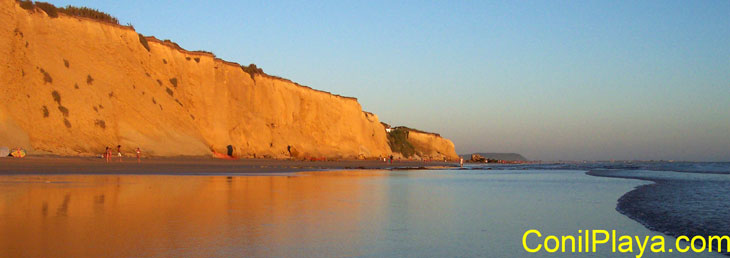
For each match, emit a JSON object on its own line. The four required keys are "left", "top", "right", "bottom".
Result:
{"left": 0, "top": 0, "right": 397, "bottom": 158}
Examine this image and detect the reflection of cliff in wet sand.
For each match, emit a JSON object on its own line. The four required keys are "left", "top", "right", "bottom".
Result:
{"left": 0, "top": 173, "right": 388, "bottom": 257}
{"left": 0, "top": 0, "right": 458, "bottom": 160}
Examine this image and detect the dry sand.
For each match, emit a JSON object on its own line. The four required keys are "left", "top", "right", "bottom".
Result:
{"left": 0, "top": 156, "right": 458, "bottom": 175}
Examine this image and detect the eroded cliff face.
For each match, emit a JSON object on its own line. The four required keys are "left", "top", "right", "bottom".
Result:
{"left": 406, "top": 131, "right": 459, "bottom": 161}
{"left": 0, "top": 0, "right": 391, "bottom": 158}
{"left": 385, "top": 126, "right": 459, "bottom": 161}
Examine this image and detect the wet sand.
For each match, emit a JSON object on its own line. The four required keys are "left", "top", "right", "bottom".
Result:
{"left": 0, "top": 156, "right": 457, "bottom": 175}
{"left": 1, "top": 169, "right": 720, "bottom": 257}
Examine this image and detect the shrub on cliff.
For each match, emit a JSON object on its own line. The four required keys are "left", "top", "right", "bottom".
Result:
{"left": 39, "top": 68, "right": 52, "bottom": 84}
{"left": 241, "top": 64, "right": 264, "bottom": 80}
{"left": 387, "top": 128, "right": 416, "bottom": 158}
{"left": 58, "top": 6, "right": 119, "bottom": 24}
{"left": 35, "top": 2, "right": 58, "bottom": 17}
{"left": 18, "top": 0, "right": 34, "bottom": 10}
{"left": 16, "top": 1, "right": 120, "bottom": 25}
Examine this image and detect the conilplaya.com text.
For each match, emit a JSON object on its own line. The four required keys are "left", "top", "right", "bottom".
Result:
{"left": 523, "top": 229, "right": 729, "bottom": 258}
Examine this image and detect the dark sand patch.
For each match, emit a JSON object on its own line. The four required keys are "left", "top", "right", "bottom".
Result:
{"left": 0, "top": 156, "right": 457, "bottom": 175}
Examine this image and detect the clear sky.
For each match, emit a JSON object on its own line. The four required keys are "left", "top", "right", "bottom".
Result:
{"left": 44, "top": 0, "right": 730, "bottom": 161}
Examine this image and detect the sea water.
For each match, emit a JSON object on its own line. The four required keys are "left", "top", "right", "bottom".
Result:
{"left": 0, "top": 168, "right": 723, "bottom": 257}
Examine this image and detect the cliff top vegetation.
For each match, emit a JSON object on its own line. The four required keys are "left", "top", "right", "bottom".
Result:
{"left": 17, "top": 0, "right": 120, "bottom": 25}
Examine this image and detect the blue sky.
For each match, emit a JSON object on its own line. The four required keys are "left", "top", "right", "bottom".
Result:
{"left": 44, "top": 1, "right": 730, "bottom": 161}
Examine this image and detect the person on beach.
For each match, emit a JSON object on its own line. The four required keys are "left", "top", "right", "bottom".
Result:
{"left": 389, "top": 155, "right": 393, "bottom": 164}
{"left": 117, "top": 145, "right": 122, "bottom": 162}
{"left": 136, "top": 147, "right": 141, "bottom": 163}
{"left": 105, "top": 147, "right": 111, "bottom": 162}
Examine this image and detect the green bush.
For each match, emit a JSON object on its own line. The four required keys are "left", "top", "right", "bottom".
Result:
{"left": 387, "top": 128, "right": 416, "bottom": 158}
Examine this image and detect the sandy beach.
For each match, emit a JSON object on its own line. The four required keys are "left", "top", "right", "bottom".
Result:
{"left": 0, "top": 156, "right": 458, "bottom": 175}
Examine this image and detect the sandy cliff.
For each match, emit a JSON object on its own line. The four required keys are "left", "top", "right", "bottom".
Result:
{"left": 406, "top": 130, "right": 459, "bottom": 161}
{"left": 385, "top": 126, "right": 459, "bottom": 161}
{"left": 0, "top": 0, "right": 392, "bottom": 158}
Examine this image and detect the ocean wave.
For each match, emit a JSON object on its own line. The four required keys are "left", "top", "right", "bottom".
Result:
{"left": 588, "top": 169, "right": 730, "bottom": 255}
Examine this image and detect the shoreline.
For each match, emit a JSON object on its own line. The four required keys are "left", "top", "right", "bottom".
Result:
{"left": 587, "top": 169, "right": 730, "bottom": 255}
{"left": 0, "top": 156, "right": 458, "bottom": 175}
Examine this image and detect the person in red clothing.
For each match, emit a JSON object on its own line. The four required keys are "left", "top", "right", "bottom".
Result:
{"left": 105, "top": 146, "right": 111, "bottom": 162}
